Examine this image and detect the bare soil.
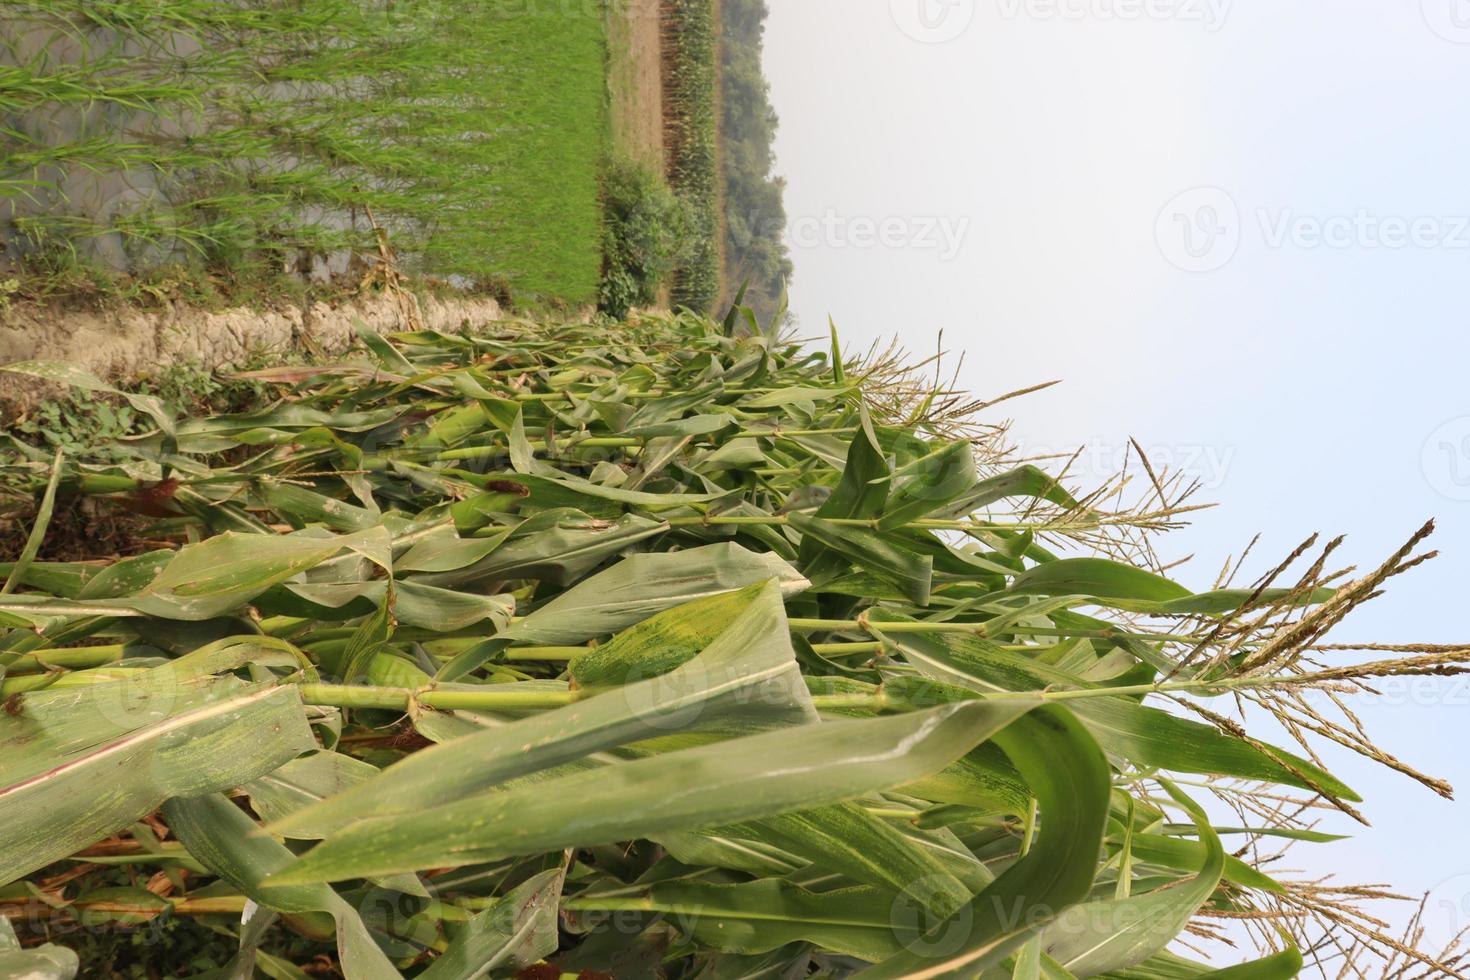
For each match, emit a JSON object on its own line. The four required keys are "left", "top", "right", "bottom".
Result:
{"left": 0, "top": 289, "right": 506, "bottom": 402}
{"left": 607, "top": 0, "right": 666, "bottom": 171}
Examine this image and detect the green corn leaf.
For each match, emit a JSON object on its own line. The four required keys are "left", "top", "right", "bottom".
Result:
{"left": 394, "top": 580, "right": 513, "bottom": 633}
{"left": 1102, "top": 588, "right": 1336, "bottom": 616}
{"left": 941, "top": 465, "right": 1080, "bottom": 517}
{"left": 135, "top": 528, "right": 390, "bottom": 621}
{"left": 0, "top": 669, "right": 314, "bottom": 885}
{"left": 876, "top": 620, "right": 1358, "bottom": 801}
{"left": 163, "top": 793, "right": 402, "bottom": 980}
{"left": 1040, "top": 780, "right": 1224, "bottom": 975}
{"left": 417, "top": 866, "right": 566, "bottom": 980}
{"left": 747, "top": 803, "right": 976, "bottom": 920}
{"left": 1009, "top": 559, "right": 1191, "bottom": 603}
{"left": 505, "top": 542, "right": 809, "bottom": 647}
{"left": 860, "top": 706, "right": 1112, "bottom": 979}
{"left": 830, "top": 317, "right": 846, "bottom": 384}
{"left": 271, "top": 579, "right": 814, "bottom": 838}
{"left": 1124, "top": 835, "right": 1282, "bottom": 893}
{"left": 813, "top": 410, "right": 889, "bottom": 523}
{"left": 1194, "top": 945, "right": 1303, "bottom": 979}
{"left": 340, "top": 594, "right": 395, "bottom": 683}
{"left": 788, "top": 513, "right": 932, "bottom": 605}
{"left": 265, "top": 699, "right": 1038, "bottom": 886}
{"left": 243, "top": 751, "right": 382, "bottom": 838}
{"left": 260, "top": 481, "right": 380, "bottom": 532}
{"left": 742, "top": 385, "right": 852, "bottom": 409}
{"left": 1, "top": 447, "right": 62, "bottom": 598}
{"left": 580, "top": 879, "right": 910, "bottom": 962}
{"left": 568, "top": 581, "right": 771, "bottom": 687}
{"left": 879, "top": 440, "right": 978, "bottom": 529}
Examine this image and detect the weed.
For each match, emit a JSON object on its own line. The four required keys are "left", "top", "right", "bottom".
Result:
{"left": 12, "top": 390, "right": 138, "bottom": 457}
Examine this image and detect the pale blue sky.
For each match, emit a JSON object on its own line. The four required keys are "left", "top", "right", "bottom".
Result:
{"left": 765, "top": 0, "right": 1470, "bottom": 953}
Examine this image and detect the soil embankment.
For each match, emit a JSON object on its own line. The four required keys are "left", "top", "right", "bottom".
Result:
{"left": 0, "top": 291, "right": 504, "bottom": 401}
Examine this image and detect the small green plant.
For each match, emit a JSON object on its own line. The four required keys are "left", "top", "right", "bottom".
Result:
{"left": 139, "top": 360, "right": 271, "bottom": 417}
{"left": 13, "top": 390, "right": 139, "bottom": 457}
{"left": 9, "top": 360, "right": 273, "bottom": 459}
{"left": 598, "top": 159, "right": 694, "bottom": 319}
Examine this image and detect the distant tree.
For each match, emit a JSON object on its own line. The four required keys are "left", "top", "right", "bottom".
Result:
{"left": 720, "top": 0, "right": 792, "bottom": 323}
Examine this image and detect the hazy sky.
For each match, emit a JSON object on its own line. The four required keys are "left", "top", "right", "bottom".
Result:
{"left": 765, "top": 0, "right": 1470, "bottom": 951}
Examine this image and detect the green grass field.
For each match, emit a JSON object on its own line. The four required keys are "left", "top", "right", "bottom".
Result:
{"left": 1, "top": 2, "right": 609, "bottom": 304}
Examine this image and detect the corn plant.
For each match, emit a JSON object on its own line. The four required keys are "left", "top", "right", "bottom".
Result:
{"left": 0, "top": 309, "right": 1465, "bottom": 977}
{"left": 662, "top": 0, "right": 721, "bottom": 312}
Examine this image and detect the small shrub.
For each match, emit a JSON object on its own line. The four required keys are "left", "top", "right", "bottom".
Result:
{"left": 598, "top": 159, "right": 694, "bottom": 319}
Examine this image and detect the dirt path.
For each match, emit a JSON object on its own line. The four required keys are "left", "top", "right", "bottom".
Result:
{"left": 607, "top": 0, "right": 665, "bottom": 170}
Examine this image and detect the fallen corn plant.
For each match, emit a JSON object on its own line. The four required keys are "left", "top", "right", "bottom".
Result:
{"left": 0, "top": 309, "right": 1466, "bottom": 977}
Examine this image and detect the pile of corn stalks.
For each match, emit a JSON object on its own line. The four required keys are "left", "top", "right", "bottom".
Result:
{"left": 0, "top": 309, "right": 1465, "bottom": 978}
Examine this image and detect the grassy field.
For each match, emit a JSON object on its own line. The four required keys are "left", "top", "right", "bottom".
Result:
{"left": 1, "top": 2, "right": 609, "bottom": 305}
{"left": 0, "top": 2, "right": 784, "bottom": 320}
